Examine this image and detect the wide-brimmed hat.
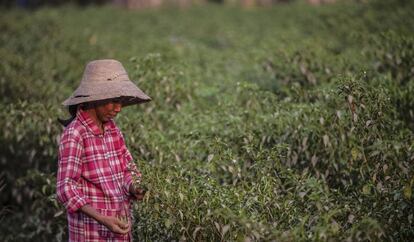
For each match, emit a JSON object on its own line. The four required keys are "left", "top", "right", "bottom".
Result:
{"left": 62, "top": 59, "right": 151, "bottom": 106}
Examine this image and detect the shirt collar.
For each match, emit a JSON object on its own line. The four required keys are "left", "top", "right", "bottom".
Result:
{"left": 77, "top": 108, "right": 115, "bottom": 136}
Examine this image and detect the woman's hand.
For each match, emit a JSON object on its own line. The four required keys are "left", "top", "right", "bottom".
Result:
{"left": 101, "top": 216, "right": 130, "bottom": 234}
{"left": 129, "top": 184, "right": 147, "bottom": 201}
{"left": 80, "top": 204, "right": 130, "bottom": 234}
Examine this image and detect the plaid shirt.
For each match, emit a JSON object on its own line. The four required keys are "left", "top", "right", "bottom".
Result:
{"left": 57, "top": 109, "right": 140, "bottom": 242}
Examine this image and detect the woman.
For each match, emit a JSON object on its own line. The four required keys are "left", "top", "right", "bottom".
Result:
{"left": 56, "top": 59, "right": 151, "bottom": 241}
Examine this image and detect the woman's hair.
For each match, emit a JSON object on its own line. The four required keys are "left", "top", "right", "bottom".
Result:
{"left": 57, "top": 105, "right": 79, "bottom": 127}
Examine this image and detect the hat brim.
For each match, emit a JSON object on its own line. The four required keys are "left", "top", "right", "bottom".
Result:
{"left": 62, "top": 79, "right": 151, "bottom": 106}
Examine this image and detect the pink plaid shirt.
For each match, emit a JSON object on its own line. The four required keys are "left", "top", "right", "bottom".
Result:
{"left": 57, "top": 109, "right": 140, "bottom": 242}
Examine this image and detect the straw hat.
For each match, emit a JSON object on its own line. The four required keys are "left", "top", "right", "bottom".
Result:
{"left": 62, "top": 59, "right": 151, "bottom": 106}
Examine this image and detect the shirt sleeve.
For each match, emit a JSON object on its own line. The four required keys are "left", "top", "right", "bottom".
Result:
{"left": 118, "top": 131, "right": 141, "bottom": 197}
{"left": 56, "top": 130, "right": 90, "bottom": 213}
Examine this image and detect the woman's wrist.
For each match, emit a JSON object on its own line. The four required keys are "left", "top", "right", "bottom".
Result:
{"left": 80, "top": 204, "right": 105, "bottom": 224}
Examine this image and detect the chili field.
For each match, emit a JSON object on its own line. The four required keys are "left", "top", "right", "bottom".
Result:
{"left": 1, "top": 0, "right": 414, "bottom": 241}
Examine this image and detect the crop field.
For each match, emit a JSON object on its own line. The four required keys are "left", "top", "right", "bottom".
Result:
{"left": 1, "top": 0, "right": 414, "bottom": 241}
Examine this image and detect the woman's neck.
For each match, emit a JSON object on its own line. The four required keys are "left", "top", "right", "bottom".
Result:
{"left": 84, "top": 108, "right": 104, "bottom": 133}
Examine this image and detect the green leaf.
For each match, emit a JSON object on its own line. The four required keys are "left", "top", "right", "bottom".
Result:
{"left": 351, "top": 147, "right": 359, "bottom": 160}
{"left": 404, "top": 184, "right": 412, "bottom": 200}
{"left": 165, "top": 218, "right": 173, "bottom": 228}
{"left": 362, "top": 185, "right": 371, "bottom": 195}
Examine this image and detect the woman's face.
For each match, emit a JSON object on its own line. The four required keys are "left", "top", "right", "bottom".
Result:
{"left": 95, "top": 99, "right": 123, "bottom": 123}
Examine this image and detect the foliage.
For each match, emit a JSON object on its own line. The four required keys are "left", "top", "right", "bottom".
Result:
{"left": 1, "top": 0, "right": 414, "bottom": 241}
